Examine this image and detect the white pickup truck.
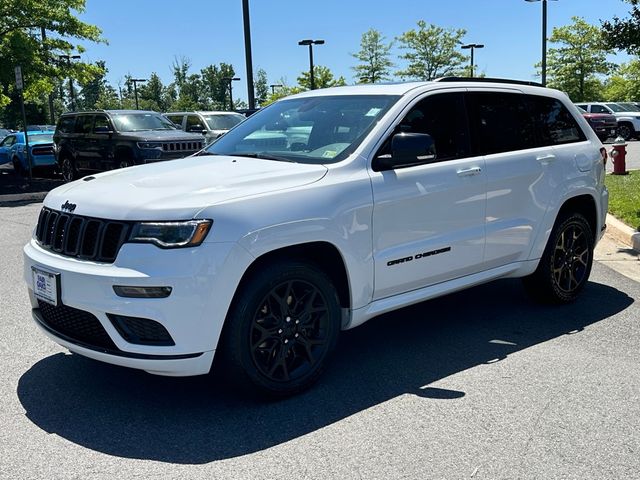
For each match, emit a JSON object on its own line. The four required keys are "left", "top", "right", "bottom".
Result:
{"left": 24, "top": 79, "right": 608, "bottom": 397}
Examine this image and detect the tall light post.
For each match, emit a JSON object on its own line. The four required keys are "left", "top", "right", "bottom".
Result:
{"left": 298, "top": 39, "right": 325, "bottom": 90}
{"left": 461, "top": 43, "right": 484, "bottom": 78}
{"left": 526, "top": 0, "right": 558, "bottom": 86}
{"left": 223, "top": 77, "right": 241, "bottom": 110}
{"left": 130, "top": 78, "right": 147, "bottom": 110}
{"left": 242, "top": 0, "right": 256, "bottom": 110}
{"left": 59, "top": 54, "right": 80, "bottom": 111}
{"left": 269, "top": 84, "right": 283, "bottom": 95}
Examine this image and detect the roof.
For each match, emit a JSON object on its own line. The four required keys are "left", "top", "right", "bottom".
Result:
{"left": 164, "top": 111, "right": 246, "bottom": 115}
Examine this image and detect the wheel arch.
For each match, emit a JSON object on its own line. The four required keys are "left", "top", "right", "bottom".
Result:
{"left": 233, "top": 241, "right": 351, "bottom": 312}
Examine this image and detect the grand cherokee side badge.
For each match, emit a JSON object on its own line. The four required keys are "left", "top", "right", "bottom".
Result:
{"left": 61, "top": 201, "right": 77, "bottom": 213}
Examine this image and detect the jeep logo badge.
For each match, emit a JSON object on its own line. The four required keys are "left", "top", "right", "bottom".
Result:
{"left": 61, "top": 201, "right": 77, "bottom": 213}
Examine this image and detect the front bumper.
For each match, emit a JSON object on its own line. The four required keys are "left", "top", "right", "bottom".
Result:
{"left": 23, "top": 238, "right": 253, "bottom": 376}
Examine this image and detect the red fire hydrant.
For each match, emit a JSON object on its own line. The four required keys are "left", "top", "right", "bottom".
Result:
{"left": 610, "top": 136, "right": 628, "bottom": 175}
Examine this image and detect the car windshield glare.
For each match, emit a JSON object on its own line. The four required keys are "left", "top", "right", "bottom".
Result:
{"left": 204, "top": 114, "right": 245, "bottom": 130}
{"left": 112, "top": 113, "right": 177, "bottom": 132}
{"left": 204, "top": 94, "right": 400, "bottom": 164}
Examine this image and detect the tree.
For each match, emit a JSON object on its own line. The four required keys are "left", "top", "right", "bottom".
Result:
{"left": 137, "top": 72, "right": 168, "bottom": 111}
{"left": 297, "top": 65, "right": 346, "bottom": 90}
{"left": 602, "top": 0, "right": 640, "bottom": 54}
{"left": 603, "top": 59, "right": 640, "bottom": 101}
{"left": 544, "top": 17, "right": 614, "bottom": 102}
{"left": 0, "top": 0, "right": 104, "bottom": 125}
{"left": 396, "top": 21, "right": 467, "bottom": 80}
{"left": 200, "top": 62, "right": 237, "bottom": 110}
{"left": 351, "top": 28, "right": 394, "bottom": 83}
{"left": 254, "top": 68, "right": 268, "bottom": 106}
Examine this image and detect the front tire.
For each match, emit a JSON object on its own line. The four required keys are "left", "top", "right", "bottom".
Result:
{"left": 523, "top": 213, "right": 594, "bottom": 304}
{"left": 12, "top": 156, "right": 25, "bottom": 177}
{"left": 218, "top": 260, "right": 341, "bottom": 398}
{"left": 617, "top": 123, "right": 633, "bottom": 141}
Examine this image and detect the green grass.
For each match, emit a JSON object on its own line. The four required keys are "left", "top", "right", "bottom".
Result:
{"left": 605, "top": 170, "right": 640, "bottom": 231}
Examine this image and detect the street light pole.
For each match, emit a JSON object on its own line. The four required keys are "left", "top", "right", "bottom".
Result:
{"left": 269, "top": 84, "right": 283, "bottom": 95}
{"left": 130, "top": 78, "right": 147, "bottom": 110}
{"left": 298, "top": 39, "right": 325, "bottom": 90}
{"left": 242, "top": 0, "right": 256, "bottom": 110}
{"left": 461, "top": 43, "right": 484, "bottom": 78}
{"left": 526, "top": 0, "right": 557, "bottom": 87}
{"left": 59, "top": 54, "right": 80, "bottom": 111}
{"left": 223, "top": 77, "right": 241, "bottom": 110}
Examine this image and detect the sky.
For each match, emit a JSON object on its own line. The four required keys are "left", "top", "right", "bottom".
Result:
{"left": 76, "top": 0, "right": 635, "bottom": 102}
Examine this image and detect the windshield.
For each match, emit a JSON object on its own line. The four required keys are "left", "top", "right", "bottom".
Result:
{"left": 618, "top": 102, "right": 639, "bottom": 112}
{"left": 606, "top": 103, "right": 627, "bottom": 113}
{"left": 111, "top": 113, "right": 177, "bottom": 132}
{"left": 204, "top": 114, "right": 245, "bottom": 130}
{"left": 204, "top": 95, "right": 399, "bottom": 164}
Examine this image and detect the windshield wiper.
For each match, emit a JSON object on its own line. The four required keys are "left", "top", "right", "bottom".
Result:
{"left": 230, "top": 152, "right": 297, "bottom": 163}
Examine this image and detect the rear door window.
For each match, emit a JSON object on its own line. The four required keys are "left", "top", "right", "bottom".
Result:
{"left": 466, "top": 92, "right": 536, "bottom": 155}
{"left": 526, "top": 95, "right": 586, "bottom": 146}
{"left": 57, "top": 116, "right": 76, "bottom": 133}
{"left": 73, "top": 116, "right": 94, "bottom": 134}
{"left": 166, "top": 115, "right": 184, "bottom": 129}
{"left": 591, "top": 105, "right": 610, "bottom": 114}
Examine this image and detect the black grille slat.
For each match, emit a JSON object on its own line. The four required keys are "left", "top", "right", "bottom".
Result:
{"left": 37, "top": 300, "right": 118, "bottom": 351}
{"left": 35, "top": 207, "right": 130, "bottom": 263}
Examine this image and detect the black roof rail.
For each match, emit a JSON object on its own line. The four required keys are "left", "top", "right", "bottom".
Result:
{"left": 434, "top": 77, "right": 543, "bottom": 87}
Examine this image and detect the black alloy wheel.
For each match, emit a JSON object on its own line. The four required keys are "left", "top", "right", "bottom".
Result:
{"left": 617, "top": 123, "right": 633, "bottom": 141}
{"left": 249, "top": 279, "right": 331, "bottom": 383}
{"left": 61, "top": 157, "right": 77, "bottom": 182}
{"left": 523, "top": 213, "right": 594, "bottom": 303}
{"left": 218, "top": 260, "right": 341, "bottom": 397}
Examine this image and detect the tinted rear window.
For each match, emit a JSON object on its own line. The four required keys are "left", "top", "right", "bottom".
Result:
{"left": 57, "top": 116, "right": 76, "bottom": 134}
{"left": 526, "top": 95, "right": 586, "bottom": 146}
{"left": 466, "top": 92, "right": 536, "bottom": 155}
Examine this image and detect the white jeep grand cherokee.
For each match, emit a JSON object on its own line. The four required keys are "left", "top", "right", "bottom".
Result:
{"left": 24, "top": 78, "right": 609, "bottom": 397}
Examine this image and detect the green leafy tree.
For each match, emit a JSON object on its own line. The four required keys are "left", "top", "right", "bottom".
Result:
{"left": 602, "top": 0, "right": 640, "bottom": 54}
{"left": 254, "top": 68, "right": 269, "bottom": 106}
{"left": 137, "top": 72, "right": 167, "bottom": 111}
{"left": 544, "top": 17, "right": 614, "bottom": 102}
{"left": 0, "top": 0, "right": 104, "bottom": 125}
{"left": 351, "top": 28, "right": 394, "bottom": 83}
{"left": 396, "top": 21, "right": 467, "bottom": 80}
{"left": 200, "top": 62, "right": 236, "bottom": 110}
{"left": 297, "top": 65, "right": 346, "bottom": 90}
{"left": 603, "top": 58, "right": 640, "bottom": 101}
{"left": 260, "top": 78, "right": 304, "bottom": 106}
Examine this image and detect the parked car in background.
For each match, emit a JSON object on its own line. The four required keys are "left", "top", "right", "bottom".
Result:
{"left": 54, "top": 110, "right": 205, "bottom": 182}
{"left": 576, "top": 106, "right": 618, "bottom": 141}
{"left": 0, "top": 131, "right": 56, "bottom": 175}
{"left": 575, "top": 102, "right": 640, "bottom": 140}
{"left": 164, "top": 111, "right": 245, "bottom": 144}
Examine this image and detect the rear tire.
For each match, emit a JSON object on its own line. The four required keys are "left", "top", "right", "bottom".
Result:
{"left": 523, "top": 213, "right": 594, "bottom": 304}
{"left": 12, "top": 156, "right": 25, "bottom": 177}
{"left": 61, "top": 156, "right": 77, "bottom": 182}
{"left": 217, "top": 260, "right": 341, "bottom": 398}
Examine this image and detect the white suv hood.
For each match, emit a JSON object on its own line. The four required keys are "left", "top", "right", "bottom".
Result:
{"left": 44, "top": 155, "right": 328, "bottom": 220}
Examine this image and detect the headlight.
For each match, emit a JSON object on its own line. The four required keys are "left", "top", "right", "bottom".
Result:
{"left": 128, "top": 220, "right": 212, "bottom": 248}
{"left": 137, "top": 142, "right": 163, "bottom": 149}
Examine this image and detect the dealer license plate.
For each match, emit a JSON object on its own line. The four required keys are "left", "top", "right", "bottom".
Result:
{"left": 32, "top": 267, "right": 59, "bottom": 306}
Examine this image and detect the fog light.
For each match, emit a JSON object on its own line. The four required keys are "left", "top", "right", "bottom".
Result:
{"left": 113, "top": 285, "right": 172, "bottom": 298}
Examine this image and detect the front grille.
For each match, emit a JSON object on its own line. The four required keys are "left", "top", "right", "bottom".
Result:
{"left": 35, "top": 207, "right": 130, "bottom": 263}
{"left": 32, "top": 145, "right": 54, "bottom": 156}
{"left": 161, "top": 141, "right": 203, "bottom": 152}
{"left": 37, "top": 300, "right": 118, "bottom": 351}
{"left": 107, "top": 314, "right": 175, "bottom": 346}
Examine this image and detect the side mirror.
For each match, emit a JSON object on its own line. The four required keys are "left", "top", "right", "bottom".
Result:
{"left": 188, "top": 125, "right": 205, "bottom": 133}
{"left": 374, "top": 133, "right": 436, "bottom": 171}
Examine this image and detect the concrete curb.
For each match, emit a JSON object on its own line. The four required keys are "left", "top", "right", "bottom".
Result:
{"left": 0, "top": 192, "right": 47, "bottom": 206}
{"left": 606, "top": 213, "right": 640, "bottom": 253}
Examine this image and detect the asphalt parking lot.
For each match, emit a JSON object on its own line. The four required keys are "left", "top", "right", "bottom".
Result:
{"left": 1, "top": 203, "right": 639, "bottom": 479}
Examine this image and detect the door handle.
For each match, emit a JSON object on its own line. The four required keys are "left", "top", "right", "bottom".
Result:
{"left": 536, "top": 153, "right": 556, "bottom": 163}
{"left": 456, "top": 166, "right": 482, "bottom": 177}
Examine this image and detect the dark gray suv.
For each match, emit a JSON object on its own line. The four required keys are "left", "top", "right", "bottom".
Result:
{"left": 54, "top": 110, "right": 204, "bottom": 182}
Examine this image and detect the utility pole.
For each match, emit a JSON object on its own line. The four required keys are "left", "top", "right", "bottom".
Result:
{"left": 298, "top": 39, "right": 325, "bottom": 90}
